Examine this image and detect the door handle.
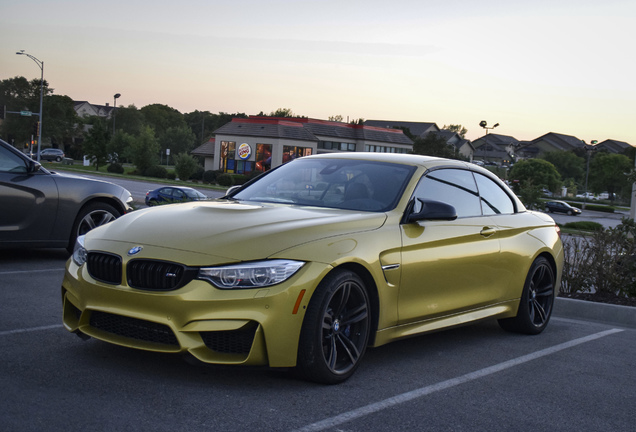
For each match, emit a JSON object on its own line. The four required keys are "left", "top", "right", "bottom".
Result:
{"left": 480, "top": 227, "right": 496, "bottom": 237}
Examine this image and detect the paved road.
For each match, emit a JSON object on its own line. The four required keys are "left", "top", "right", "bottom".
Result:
{"left": 54, "top": 169, "right": 226, "bottom": 206}
{"left": 1, "top": 249, "right": 635, "bottom": 432}
{"left": 544, "top": 208, "right": 627, "bottom": 229}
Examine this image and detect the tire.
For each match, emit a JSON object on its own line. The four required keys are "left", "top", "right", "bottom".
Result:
{"left": 567, "top": 210, "right": 573, "bottom": 215}
{"left": 67, "top": 202, "right": 121, "bottom": 253}
{"left": 55, "top": 156, "right": 62, "bottom": 162}
{"left": 545, "top": 207, "right": 550, "bottom": 213}
{"left": 498, "top": 256, "right": 555, "bottom": 335}
{"left": 296, "top": 269, "right": 371, "bottom": 384}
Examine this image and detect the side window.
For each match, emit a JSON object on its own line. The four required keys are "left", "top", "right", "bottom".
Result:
{"left": 474, "top": 173, "right": 515, "bottom": 215}
{"left": 0, "top": 146, "right": 28, "bottom": 173}
{"left": 413, "top": 168, "right": 481, "bottom": 218}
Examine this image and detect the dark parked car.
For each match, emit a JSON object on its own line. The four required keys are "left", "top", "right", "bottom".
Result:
{"left": 545, "top": 200, "right": 581, "bottom": 215}
{"left": 145, "top": 186, "right": 207, "bottom": 206}
{"left": 34, "top": 148, "right": 65, "bottom": 162}
{"left": 0, "top": 139, "right": 133, "bottom": 251}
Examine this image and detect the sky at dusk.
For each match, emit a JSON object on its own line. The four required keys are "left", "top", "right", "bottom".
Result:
{"left": 2, "top": 0, "right": 635, "bottom": 144}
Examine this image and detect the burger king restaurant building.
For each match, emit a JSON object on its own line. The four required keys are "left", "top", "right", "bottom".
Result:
{"left": 210, "top": 117, "right": 414, "bottom": 174}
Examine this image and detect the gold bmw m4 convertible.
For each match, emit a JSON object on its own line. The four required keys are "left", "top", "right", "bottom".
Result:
{"left": 63, "top": 153, "right": 563, "bottom": 384}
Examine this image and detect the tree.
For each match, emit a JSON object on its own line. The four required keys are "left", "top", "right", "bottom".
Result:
{"left": 412, "top": 133, "right": 455, "bottom": 159}
{"left": 509, "top": 159, "right": 561, "bottom": 193}
{"left": 0, "top": 76, "right": 53, "bottom": 145}
{"left": 129, "top": 126, "right": 160, "bottom": 174}
{"left": 269, "top": 108, "right": 295, "bottom": 117}
{"left": 589, "top": 153, "right": 633, "bottom": 201}
{"left": 442, "top": 124, "right": 467, "bottom": 138}
{"left": 109, "top": 131, "right": 135, "bottom": 164}
{"left": 328, "top": 115, "right": 344, "bottom": 122}
{"left": 113, "top": 104, "right": 145, "bottom": 136}
{"left": 174, "top": 153, "right": 199, "bottom": 181}
{"left": 82, "top": 118, "right": 110, "bottom": 171}
{"left": 158, "top": 125, "right": 197, "bottom": 158}
{"left": 43, "top": 94, "right": 80, "bottom": 148}
{"left": 540, "top": 151, "right": 585, "bottom": 186}
{"left": 140, "top": 103, "right": 186, "bottom": 138}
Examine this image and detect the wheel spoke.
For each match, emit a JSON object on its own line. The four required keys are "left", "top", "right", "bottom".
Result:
{"left": 332, "top": 283, "right": 351, "bottom": 318}
{"left": 536, "top": 282, "right": 554, "bottom": 297}
{"left": 341, "top": 302, "right": 368, "bottom": 326}
{"left": 335, "top": 333, "right": 361, "bottom": 365}
{"left": 326, "top": 336, "right": 337, "bottom": 370}
{"left": 531, "top": 298, "right": 547, "bottom": 324}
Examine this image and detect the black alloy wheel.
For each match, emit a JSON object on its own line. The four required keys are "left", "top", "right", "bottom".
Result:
{"left": 498, "top": 256, "right": 555, "bottom": 335}
{"left": 297, "top": 269, "right": 371, "bottom": 384}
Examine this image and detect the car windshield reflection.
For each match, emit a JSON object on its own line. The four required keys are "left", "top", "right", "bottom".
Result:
{"left": 232, "top": 158, "right": 416, "bottom": 212}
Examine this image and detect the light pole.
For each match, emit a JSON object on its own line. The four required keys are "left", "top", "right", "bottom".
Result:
{"left": 16, "top": 50, "right": 44, "bottom": 162}
{"left": 112, "top": 93, "right": 121, "bottom": 136}
{"left": 479, "top": 120, "right": 499, "bottom": 163}
{"left": 582, "top": 140, "right": 598, "bottom": 210}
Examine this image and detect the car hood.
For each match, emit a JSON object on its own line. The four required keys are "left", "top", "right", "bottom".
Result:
{"left": 90, "top": 199, "right": 388, "bottom": 261}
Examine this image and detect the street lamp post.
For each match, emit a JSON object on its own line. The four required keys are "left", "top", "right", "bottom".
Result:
{"left": 583, "top": 140, "right": 598, "bottom": 210}
{"left": 112, "top": 93, "right": 121, "bottom": 136}
{"left": 16, "top": 50, "right": 44, "bottom": 162}
{"left": 479, "top": 120, "right": 499, "bottom": 163}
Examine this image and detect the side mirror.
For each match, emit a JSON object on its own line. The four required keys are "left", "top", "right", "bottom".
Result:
{"left": 27, "top": 160, "right": 42, "bottom": 174}
{"left": 406, "top": 199, "right": 457, "bottom": 223}
{"left": 225, "top": 185, "right": 242, "bottom": 196}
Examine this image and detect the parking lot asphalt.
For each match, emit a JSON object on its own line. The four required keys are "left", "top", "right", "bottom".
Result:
{"left": 1, "top": 248, "right": 635, "bottom": 432}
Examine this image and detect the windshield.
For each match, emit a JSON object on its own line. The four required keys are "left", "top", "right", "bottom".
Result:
{"left": 231, "top": 158, "right": 416, "bottom": 212}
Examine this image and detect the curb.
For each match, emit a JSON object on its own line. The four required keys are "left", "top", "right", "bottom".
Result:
{"left": 553, "top": 297, "right": 636, "bottom": 329}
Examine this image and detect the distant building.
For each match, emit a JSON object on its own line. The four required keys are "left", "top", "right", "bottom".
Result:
{"left": 472, "top": 133, "right": 519, "bottom": 165}
{"left": 364, "top": 120, "right": 440, "bottom": 138}
{"left": 596, "top": 139, "right": 635, "bottom": 154}
{"left": 208, "top": 117, "right": 413, "bottom": 174}
{"left": 73, "top": 101, "right": 115, "bottom": 118}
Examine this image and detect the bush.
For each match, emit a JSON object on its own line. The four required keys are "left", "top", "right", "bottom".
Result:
{"left": 174, "top": 153, "right": 199, "bottom": 181}
{"left": 202, "top": 170, "right": 219, "bottom": 184}
{"left": 217, "top": 173, "right": 234, "bottom": 187}
{"left": 167, "top": 172, "right": 176, "bottom": 180}
{"left": 107, "top": 163, "right": 125, "bottom": 174}
{"left": 232, "top": 175, "right": 248, "bottom": 185}
{"left": 143, "top": 165, "right": 168, "bottom": 179}
{"left": 190, "top": 166, "right": 205, "bottom": 181}
{"left": 561, "top": 219, "right": 636, "bottom": 298}
{"left": 563, "top": 221, "right": 604, "bottom": 232}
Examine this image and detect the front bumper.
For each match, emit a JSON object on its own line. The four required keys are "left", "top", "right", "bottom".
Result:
{"left": 62, "top": 256, "right": 330, "bottom": 367}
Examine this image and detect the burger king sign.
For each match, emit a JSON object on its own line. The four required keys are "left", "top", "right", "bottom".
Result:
{"left": 238, "top": 143, "right": 252, "bottom": 160}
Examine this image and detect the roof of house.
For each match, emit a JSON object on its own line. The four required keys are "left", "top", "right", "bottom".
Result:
{"left": 191, "top": 138, "right": 215, "bottom": 156}
{"left": 597, "top": 139, "right": 634, "bottom": 153}
{"left": 213, "top": 117, "right": 413, "bottom": 145}
{"left": 531, "top": 132, "right": 585, "bottom": 151}
{"left": 364, "top": 120, "right": 439, "bottom": 138}
{"left": 473, "top": 133, "right": 519, "bottom": 147}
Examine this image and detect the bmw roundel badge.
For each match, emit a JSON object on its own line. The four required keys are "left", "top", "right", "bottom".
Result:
{"left": 128, "top": 246, "right": 143, "bottom": 256}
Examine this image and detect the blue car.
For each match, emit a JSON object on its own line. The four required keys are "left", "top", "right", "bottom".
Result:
{"left": 145, "top": 186, "right": 207, "bottom": 206}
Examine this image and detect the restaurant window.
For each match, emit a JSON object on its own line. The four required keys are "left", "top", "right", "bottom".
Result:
{"left": 255, "top": 144, "right": 273, "bottom": 172}
{"left": 220, "top": 141, "right": 236, "bottom": 173}
{"left": 282, "top": 146, "right": 313, "bottom": 164}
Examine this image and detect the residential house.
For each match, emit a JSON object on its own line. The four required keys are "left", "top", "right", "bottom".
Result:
{"left": 596, "top": 139, "right": 635, "bottom": 154}
{"left": 472, "top": 133, "right": 519, "bottom": 165}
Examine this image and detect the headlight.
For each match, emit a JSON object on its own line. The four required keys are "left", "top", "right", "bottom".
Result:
{"left": 72, "top": 235, "right": 87, "bottom": 266}
{"left": 198, "top": 260, "right": 304, "bottom": 289}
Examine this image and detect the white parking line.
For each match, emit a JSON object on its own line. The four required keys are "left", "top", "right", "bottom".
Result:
{"left": 0, "top": 324, "right": 64, "bottom": 337}
{"left": 293, "top": 328, "right": 624, "bottom": 432}
{"left": 0, "top": 268, "right": 65, "bottom": 275}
